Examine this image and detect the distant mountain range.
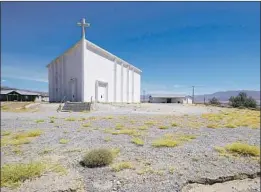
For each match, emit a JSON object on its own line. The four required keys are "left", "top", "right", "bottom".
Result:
{"left": 141, "top": 90, "right": 260, "bottom": 103}
{"left": 194, "top": 90, "right": 260, "bottom": 103}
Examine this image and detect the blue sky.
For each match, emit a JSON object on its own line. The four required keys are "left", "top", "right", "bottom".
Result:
{"left": 1, "top": 2, "right": 260, "bottom": 95}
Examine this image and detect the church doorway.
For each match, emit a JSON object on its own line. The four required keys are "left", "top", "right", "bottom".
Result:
{"left": 95, "top": 80, "right": 108, "bottom": 103}
{"left": 70, "top": 78, "right": 77, "bottom": 102}
{"left": 98, "top": 86, "right": 106, "bottom": 102}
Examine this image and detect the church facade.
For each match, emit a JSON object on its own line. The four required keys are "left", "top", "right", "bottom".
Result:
{"left": 47, "top": 39, "right": 141, "bottom": 103}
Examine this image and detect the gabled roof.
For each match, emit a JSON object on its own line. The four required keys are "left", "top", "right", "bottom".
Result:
{"left": 0, "top": 90, "right": 40, "bottom": 96}
{"left": 46, "top": 39, "right": 142, "bottom": 73}
{"left": 0, "top": 90, "right": 12, "bottom": 95}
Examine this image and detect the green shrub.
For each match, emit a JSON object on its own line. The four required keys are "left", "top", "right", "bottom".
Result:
{"left": 80, "top": 148, "right": 114, "bottom": 168}
{"left": 229, "top": 92, "right": 257, "bottom": 109}
{"left": 209, "top": 97, "right": 220, "bottom": 105}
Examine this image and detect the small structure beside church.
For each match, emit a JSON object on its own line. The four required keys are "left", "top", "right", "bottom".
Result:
{"left": 0, "top": 90, "right": 42, "bottom": 102}
{"left": 47, "top": 18, "right": 142, "bottom": 103}
{"left": 149, "top": 94, "right": 193, "bottom": 104}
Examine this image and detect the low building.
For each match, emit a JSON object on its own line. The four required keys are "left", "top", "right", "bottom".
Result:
{"left": 149, "top": 94, "right": 193, "bottom": 104}
{"left": 40, "top": 93, "right": 49, "bottom": 102}
{"left": 0, "top": 90, "right": 41, "bottom": 102}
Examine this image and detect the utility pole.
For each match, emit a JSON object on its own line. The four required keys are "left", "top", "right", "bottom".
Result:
{"left": 143, "top": 90, "right": 145, "bottom": 102}
{"left": 192, "top": 86, "right": 195, "bottom": 104}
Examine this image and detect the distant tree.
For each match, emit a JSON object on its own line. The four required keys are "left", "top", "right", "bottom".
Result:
{"left": 244, "top": 97, "right": 257, "bottom": 108}
{"left": 209, "top": 97, "right": 220, "bottom": 105}
{"left": 229, "top": 92, "right": 257, "bottom": 109}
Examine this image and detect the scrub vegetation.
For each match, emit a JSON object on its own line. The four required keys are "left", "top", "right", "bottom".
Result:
{"left": 131, "top": 137, "right": 144, "bottom": 146}
{"left": 215, "top": 142, "right": 260, "bottom": 157}
{"left": 152, "top": 134, "right": 196, "bottom": 147}
{"left": 81, "top": 148, "right": 114, "bottom": 168}
{"left": 1, "top": 130, "right": 43, "bottom": 146}
{"left": 111, "top": 161, "right": 134, "bottom": 172}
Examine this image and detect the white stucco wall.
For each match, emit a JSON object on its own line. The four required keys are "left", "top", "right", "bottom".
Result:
{"left": 122, "top": 66, "right": 127, "bottom": 102}
{"left": 84, "top": 46, "right": 114, "bottom": 102}
{"left": 185, "top": 97, "right": 192, "bottom": 104}
{"left": 116, "top": 63, "right": 122, "bottom": 102}
{"left": 84, "top": 40, "right": 141, "bottom": 103}
{"left": 48, "top": 66, "right": 52, "bottom": 101}
{"left": 48, "top": 42, "right": 83, "bottom": 102}
{"left": 133, "top": 72, "right": 141, "bottom": 102}
{"left": 63, "top": 43, "right": 83, "bottom": 102}
{"left": 128, "top": 69, "right": 133, "bottom": 102}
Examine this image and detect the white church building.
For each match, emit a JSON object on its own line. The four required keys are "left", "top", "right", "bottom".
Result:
{"left": 47, "top": 18, "right": 141, "bottom": 103}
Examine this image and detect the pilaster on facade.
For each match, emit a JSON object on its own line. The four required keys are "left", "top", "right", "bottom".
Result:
{"left": 60, "top": 57, "right": 64, "bottom": 101}
{"left": 81, "top": 39, "right": 85, "bottom": 102}
{"left": 126, "top": 65, "right": 129, "bottom": 103}
{"left": 121, "top": 63, "right": 123, "bottom": 103}
{"left": 132, "top": 68, "right": 134, "bottom": 103}
{"left": 52, "top": 63, "right": 56, "bottom": 102}
{"left": 113, "top": 59, "right": 117, "bottom": 102}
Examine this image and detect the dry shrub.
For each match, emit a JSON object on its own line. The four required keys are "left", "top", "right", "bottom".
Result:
{"left": 80, "top": 148, "right": 114, "bottom": 168}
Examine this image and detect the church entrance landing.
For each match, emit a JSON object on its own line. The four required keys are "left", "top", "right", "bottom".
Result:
{"left": 95, "top": 80, "right": 108, "bottom": 103}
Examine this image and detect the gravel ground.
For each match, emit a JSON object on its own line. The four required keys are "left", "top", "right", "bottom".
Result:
{"left": 1, "top": 103, "right": 260, "bottom": 192}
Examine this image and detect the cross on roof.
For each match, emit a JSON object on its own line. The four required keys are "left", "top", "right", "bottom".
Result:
{"left": 77, "top": 18, "right": 90, "bottom": 39}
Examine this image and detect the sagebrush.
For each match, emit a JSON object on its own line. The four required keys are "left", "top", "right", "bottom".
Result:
{"left": 81, "top": 148, "right": 114, "bottom": 168}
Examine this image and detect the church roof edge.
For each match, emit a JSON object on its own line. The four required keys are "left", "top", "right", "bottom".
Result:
{"left": 86, "top": 40, "right": 142, "bottom": 73}
{"left": 46, "top": 39, "right": 142, "bottom": 73}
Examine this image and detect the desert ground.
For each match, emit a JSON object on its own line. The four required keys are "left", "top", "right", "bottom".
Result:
{"left": 1, "top": 102, "right": 260, "bottom": 192}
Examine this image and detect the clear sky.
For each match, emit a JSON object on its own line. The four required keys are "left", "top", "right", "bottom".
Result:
{"left": 1, "top": 2, "right": 260, "bottom": 95}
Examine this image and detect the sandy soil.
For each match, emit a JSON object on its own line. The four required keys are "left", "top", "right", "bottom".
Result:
{"left": 1, "top": 103, "right": 260, "bottom": 192}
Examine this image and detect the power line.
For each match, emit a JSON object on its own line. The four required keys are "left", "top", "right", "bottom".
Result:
{"left": 190, "top": 85, "right": 205, "bottom": 104}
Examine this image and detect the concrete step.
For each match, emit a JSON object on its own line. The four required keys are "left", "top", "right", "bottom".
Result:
{"left": 62, "top": 102, "right": 91, "bottom": 112}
